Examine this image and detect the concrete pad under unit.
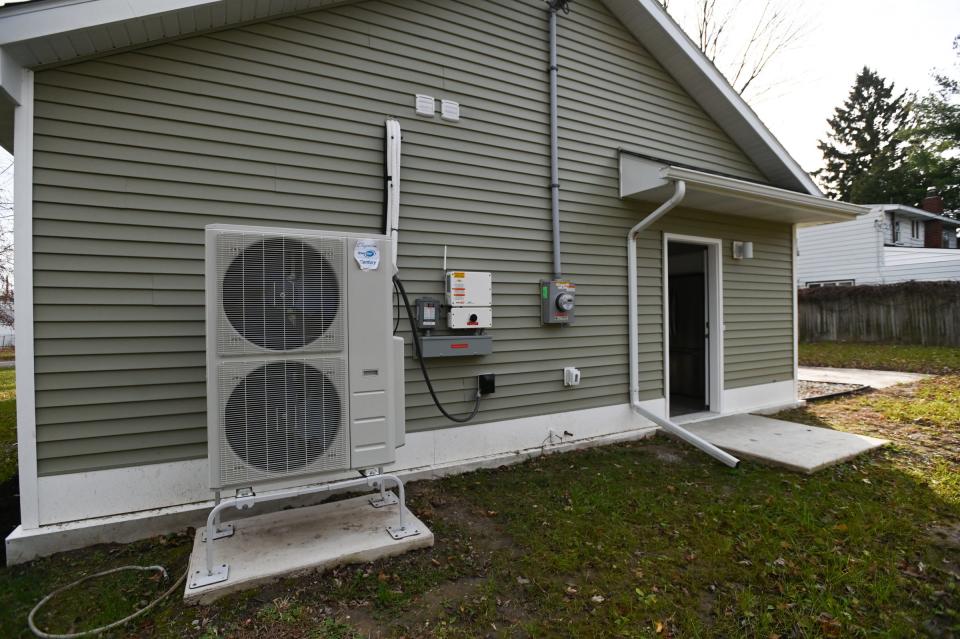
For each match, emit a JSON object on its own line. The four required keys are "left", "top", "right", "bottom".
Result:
{"left": 183, "top": 495, "right": 433, "bottom": 604}
{"left": 682, "top": 414, "right": 887, "bottom": 474}
{"left": 798, "top": 366, "right": 930, "bottom": 389}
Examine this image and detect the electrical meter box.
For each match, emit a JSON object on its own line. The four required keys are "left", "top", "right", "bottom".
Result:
{"left": 541, "top": 279, "right": 576, "bottom": 325}
{"left": 446, "top": 271, "right": 492, "bottom": 307}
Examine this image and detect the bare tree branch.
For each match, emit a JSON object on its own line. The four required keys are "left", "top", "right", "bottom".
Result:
{"left": 657, "top": 0, "right": 810, "bottom": 97}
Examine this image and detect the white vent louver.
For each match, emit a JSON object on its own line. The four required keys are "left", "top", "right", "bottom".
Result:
{"left": 206, "top": 225, "right": 405, "bottom": 491}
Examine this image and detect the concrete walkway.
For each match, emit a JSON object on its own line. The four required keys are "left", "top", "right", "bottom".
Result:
{"left": 798, "top": 366, "right": 930, "bottom": 389}
{"left": 683, "top": 414, "right": 887, "bottom": 474}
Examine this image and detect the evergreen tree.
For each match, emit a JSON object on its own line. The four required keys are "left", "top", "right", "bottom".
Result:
{"left": 816, "top": 67, "right": 912, "bottom": 203}
{"left": 901, "top": 34, "right": 960, "bottom": 212}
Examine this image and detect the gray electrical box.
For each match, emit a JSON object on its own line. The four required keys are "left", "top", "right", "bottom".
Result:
{"left": 540, "top": 279, "right": 576, "bottom": 325}
{"left": 420, "top": 335, "right": 493, "bottom": 358}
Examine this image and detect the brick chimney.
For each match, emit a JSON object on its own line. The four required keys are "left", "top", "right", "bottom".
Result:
{"left": 921, "top": 186, "right": 945, "bottom": 214}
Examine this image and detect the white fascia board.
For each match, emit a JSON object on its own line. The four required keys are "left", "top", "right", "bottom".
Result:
{"left": 0, "top": 48, "right": 22, "bottom": 103}
{"left": 620, "top": 154, "right": 866, "bottom": 223}
{"left": 663, "top": 165, "right": 865, "bottom": 219}
{"left": 0, "top": 0, "right": 222, "bottom": 45}
{"left": 600, "top": 0, "right": 821, "bottom": 196}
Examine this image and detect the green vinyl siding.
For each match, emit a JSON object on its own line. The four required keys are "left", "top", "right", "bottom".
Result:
{"left": 30, "top": 0, "right": 789, "bottom": 476}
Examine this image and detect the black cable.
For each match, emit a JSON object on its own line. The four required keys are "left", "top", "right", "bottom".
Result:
{"left": 393, "top": 275, "right": 482, "bottom": 423}
{"left": 393, "top": 281, "right": 400, "bottom": 335}
{"left": 546, "top": 0, "right": 571, "bottom": 15}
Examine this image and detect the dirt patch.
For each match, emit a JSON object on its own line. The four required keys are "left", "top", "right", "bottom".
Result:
{"left": 638, "top": 443, "right": 689, "bottom": 465}
{"left": 340, "top": 576, "right": 489, "bottom": 638}
{"left": 929, "top": 522, "right": 960, "bottom": 550}
{"left": 412, "top": 481, "right": 516, "bottom": 556}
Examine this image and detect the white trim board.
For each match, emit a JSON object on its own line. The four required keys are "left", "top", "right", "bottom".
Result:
{"left": 31, "top": 400, "right": 666, "bottom": 527}
{"left": 12, "top": 68, "right": 38, "bottom": 530}
{"left": 723, "top": 380, "right": 798, "bottom": 415}
{"left": 9, "top": 400, "right": 663, "bottom": 564}
{"left": 7, "top": 377, "right": 799, "bottom": 565}
{"left": 662, "top": 233, "right": 724, "bottom": 416}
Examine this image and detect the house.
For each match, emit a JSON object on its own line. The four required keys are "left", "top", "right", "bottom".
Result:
{"left": 798, "top": 190, "right": 960, "bottom": 288}
{"left": 1, "top": 0, "right": 861, "bottom": 563}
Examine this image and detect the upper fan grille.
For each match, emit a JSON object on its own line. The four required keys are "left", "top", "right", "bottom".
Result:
{"left": 217, "top": 357, "right": 348, "bottom": 487}
{"left": 217, "top": 233, "right": 344, "bottom": 354}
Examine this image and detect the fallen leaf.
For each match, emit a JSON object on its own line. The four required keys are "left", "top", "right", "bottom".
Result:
{"left": 655, "top": 620, "right": 665, "bottom": 633}
{"left": 516, "top": 576, "right": 530, "bottom": 585}
{"left": 591, "top": 595, "right": 605, "bottom": 604}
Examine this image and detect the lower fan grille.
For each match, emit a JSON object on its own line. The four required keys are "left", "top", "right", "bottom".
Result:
{"left": 217, "top": 358, "right": 348, "bottom": 487}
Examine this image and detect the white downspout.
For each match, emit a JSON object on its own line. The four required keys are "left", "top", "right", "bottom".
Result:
{"left": 627, "top": 180, "right": 740, "bottom": 468}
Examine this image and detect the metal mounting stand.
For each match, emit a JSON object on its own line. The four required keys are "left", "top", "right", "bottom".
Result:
{"left": 200, "top": 490, "right": 235, "bottom": 542}
{"left": 188, "top": 473, "right": 419, "bottom": 590}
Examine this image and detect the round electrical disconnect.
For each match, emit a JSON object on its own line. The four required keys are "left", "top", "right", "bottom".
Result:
{"left": 556, "top": 293, "right": 575, "bottom": 312}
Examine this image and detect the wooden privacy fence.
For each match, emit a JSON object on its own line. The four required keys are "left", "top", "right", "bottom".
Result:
{"left": 799, "top": 281, "right": 960, "bottom": 346}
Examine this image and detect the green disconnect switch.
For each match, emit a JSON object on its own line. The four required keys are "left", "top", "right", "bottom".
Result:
{"left": 541, "top": 286, "right": 549, "bottom": 299}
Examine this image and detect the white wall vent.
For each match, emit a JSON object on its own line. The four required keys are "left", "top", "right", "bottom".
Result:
{"left": 205, "top": 224, "right": 405, "bottom": 491}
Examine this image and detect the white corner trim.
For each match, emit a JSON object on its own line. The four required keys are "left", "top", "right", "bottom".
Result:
{"left": 13, "top": 68, "right": 38, "bottom": 530}
{"left": 791, "top": 224, "right": 799, "bottom": 403}
{"left": 662, "top": 233, "right": 724, "bottom": 415}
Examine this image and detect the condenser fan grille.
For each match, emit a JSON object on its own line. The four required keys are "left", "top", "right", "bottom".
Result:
{"left": 217, "top": 358, "right": 348, "bottom": 486}
{"left": 217, "top": 234, "right": 344, "bottom": 354}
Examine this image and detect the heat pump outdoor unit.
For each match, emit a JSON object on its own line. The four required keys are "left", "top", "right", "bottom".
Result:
{"left": 205, "top": 224, "right": 405, "bottom": 492}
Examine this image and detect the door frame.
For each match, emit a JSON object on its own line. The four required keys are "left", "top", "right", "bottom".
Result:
{"left": 662, "top": 233, "right": 724, "bottom": 416}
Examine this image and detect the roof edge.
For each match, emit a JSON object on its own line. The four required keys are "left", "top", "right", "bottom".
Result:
{"left": 600, "top": 0, "right": 821, "bottom": 196}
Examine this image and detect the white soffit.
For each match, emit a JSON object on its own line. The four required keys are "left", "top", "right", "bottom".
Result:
{"left": 620, "top": 153, "right": 865, "bottom": 225}
{"left": 0, "top": 0, "right": 354, "bottom": 67}
{"left": 600, "top": 0, "right": 821, "bottom": 196}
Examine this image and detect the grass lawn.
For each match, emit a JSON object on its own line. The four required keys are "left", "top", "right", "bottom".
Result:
{"left": 0, "top": 368, "right": 16, "bottom": 484}
{"left": 1, "top": 376, "right": 958, "bottom": 638}
{"left": 800, "top": 342, "right": 960, "bottom": 375}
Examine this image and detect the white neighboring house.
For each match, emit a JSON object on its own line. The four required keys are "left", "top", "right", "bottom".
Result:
{"left": 798, "top": 193, "right": 960, "bottom": 288}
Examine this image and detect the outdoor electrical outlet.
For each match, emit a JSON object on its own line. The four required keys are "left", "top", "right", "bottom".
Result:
{"left": 478, "top": 373, "right": 496, "bottom": 395}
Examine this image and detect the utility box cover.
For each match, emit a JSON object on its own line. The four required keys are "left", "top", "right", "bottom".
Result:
{"left": 446, "top": 271, "right": 492, "bottom": 307}
{"left": 448, "top": 306, "right": 493, "bottom": 329}
{"left": 420, "top": 335, "right": 493, "bottom": 358}
{"left": 541, "top": 279, "right": 576, "bottom": 325}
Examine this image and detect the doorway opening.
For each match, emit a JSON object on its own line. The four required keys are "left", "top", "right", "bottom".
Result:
{"left": 667, "top": 242, "right": 709, "bottom": 417}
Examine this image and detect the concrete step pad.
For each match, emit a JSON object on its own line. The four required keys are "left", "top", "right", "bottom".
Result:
{"left": 183, "top": 494, "right": 433, "bottom": 604}
{"left": 682, "top": 414, "right": 887, "bottom": 474}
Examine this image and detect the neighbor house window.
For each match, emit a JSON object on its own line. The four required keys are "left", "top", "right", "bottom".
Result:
{"left": 911, "top": 220, "right": 921, "bottom": 239}
{"left": 893, "top": 221, "right": 901, "bottom": 242}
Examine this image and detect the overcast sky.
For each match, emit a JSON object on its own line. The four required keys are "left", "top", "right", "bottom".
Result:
{"left": 730, "top": 0, "right": 960, "bottom": 173}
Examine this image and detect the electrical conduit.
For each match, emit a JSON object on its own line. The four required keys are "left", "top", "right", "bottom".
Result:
{"left": 548, "top": 1, "right": 563, "bottom": 279}
{"left": 626, "top": 180, "right": 740, "bottom": 468}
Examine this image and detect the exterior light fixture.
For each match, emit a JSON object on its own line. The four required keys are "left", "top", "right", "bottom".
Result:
{"left": 732, "top": 241, "right": 754, "bottom": 260}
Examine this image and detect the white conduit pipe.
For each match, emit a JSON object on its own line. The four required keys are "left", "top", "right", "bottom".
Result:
{"left": 385, "top": 118, "right": 402, "bottom": 270}
{"left": 626, "top": 180, "right": 740, "bottom": 468}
